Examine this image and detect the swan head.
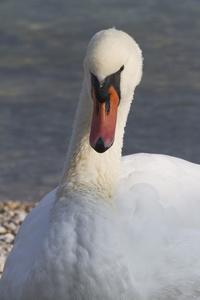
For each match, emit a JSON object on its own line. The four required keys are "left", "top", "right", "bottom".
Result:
{"left": 84, "top": 28, "right": 143, "bottom": 153}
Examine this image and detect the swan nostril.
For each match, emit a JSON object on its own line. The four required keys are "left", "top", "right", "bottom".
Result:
{"left": 94, "top": 137, "right": 107, "bottom": 153}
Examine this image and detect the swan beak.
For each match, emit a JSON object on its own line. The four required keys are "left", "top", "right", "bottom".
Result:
{"left": 90, "top": 86, "right": 119, "bottom": 153}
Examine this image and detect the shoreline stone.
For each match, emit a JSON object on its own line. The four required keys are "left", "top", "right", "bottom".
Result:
{"left": 0, "top": 201, "right": 38, "bottom": 277}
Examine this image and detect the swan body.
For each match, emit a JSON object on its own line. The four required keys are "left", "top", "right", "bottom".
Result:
{"left": 1, "top": 28, "right": 200, "bottom": 300}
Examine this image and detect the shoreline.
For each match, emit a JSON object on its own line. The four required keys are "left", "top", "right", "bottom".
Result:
{"left": 0, "top": 201, "right": 38, "bottom": 277}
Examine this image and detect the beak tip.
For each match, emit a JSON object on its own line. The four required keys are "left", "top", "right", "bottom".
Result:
{"left": 90, "top": 136, "right": 112, "bottom": 153}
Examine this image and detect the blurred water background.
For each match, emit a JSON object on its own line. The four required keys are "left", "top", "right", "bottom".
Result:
{"left": 0, "top": 0, "right": 200, "bottom": 202}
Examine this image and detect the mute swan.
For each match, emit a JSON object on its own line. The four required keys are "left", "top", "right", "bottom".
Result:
{"left": 1, "top": 28, "right": 200, "bottom": 300}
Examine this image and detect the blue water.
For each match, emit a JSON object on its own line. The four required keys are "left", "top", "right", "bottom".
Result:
{"left": 0, "top": 0, "right": 200, "bottom": 202}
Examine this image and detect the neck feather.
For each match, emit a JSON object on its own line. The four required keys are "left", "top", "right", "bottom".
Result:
{"left": 56, "top": 80, "right": 132, "bottom": 204}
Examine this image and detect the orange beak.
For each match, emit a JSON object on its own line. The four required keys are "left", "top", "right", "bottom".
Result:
{"left": 90, "top": 86, "right": 119, "bottom": 153}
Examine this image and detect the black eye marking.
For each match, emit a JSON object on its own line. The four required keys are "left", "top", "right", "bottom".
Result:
{"left": 90, "top": 65, "right": 124, "bottom": 106}
{"left": 119, "top": 65, "right": 124, "bottom": 72}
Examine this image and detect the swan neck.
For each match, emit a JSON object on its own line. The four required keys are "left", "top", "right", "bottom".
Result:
{"left": 57, "top": 82, "right": 124, "bottom": 203}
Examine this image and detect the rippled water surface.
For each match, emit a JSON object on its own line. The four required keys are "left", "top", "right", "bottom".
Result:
{"left": 0, "top": 0, "right": 200, "bottom": 202}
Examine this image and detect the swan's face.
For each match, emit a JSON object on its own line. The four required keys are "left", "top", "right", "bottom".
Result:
{"left": 84, "top": 28, "right": 143, "bottom": 153}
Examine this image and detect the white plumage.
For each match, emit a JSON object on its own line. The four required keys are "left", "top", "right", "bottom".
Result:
{"left": 1, "top": 28, "right": 200, "bottom": 300}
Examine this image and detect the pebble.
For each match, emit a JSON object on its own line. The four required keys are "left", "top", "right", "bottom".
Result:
{"left": 0, "top": 226, "right": 6, "bottom": 234}
{"left": 0, "top": 200, "right": 37, "bottom": 277}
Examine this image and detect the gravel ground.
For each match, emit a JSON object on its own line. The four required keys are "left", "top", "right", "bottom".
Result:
{"left": 0, "top": 201, "right": 37, "bottom": 277}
